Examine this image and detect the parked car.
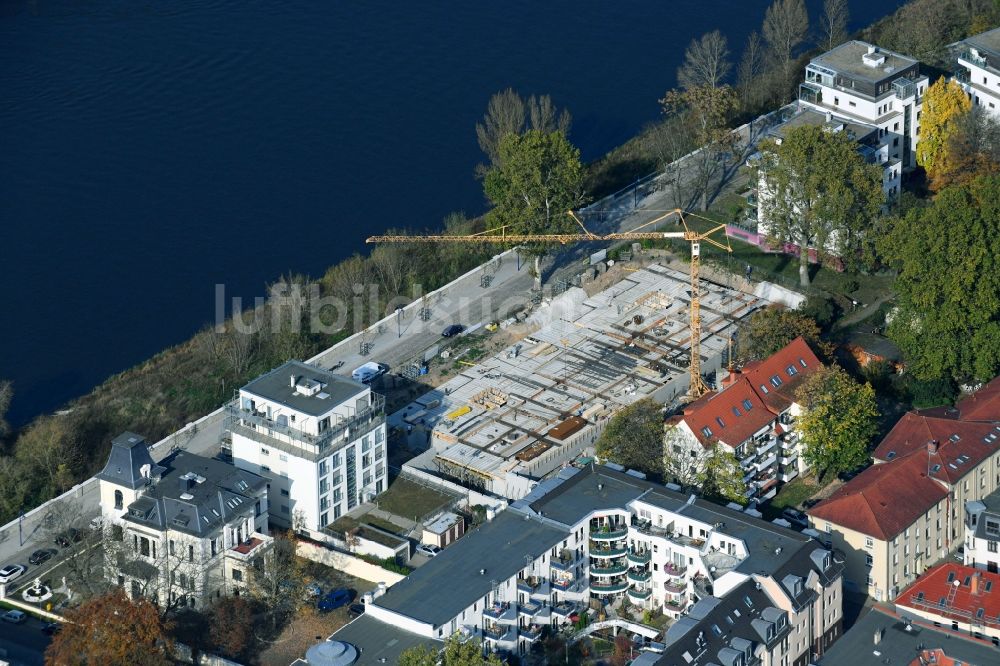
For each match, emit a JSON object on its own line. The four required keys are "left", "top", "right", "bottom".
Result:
{"left": 2, "top": 610, "right": 26, "bottom": 624}
{"left": 351, "top": 362, "right": 389, "bottom": 384}
{"left": 416, "top": 544, "right": 441, "bottom": 558}
{"left": 55, "top": 528, "right": 81, "bottom": 548}
{"left": 441, "top": 324, "right": 465, "bottom": 338}
{"left": 347, "top": 603, "right": 366, "bottom": 619}
{"left": 0, "top": 564, "right": 26, "bottom": 584}
{"left": 954, "top": 546, "right": 965, "bottom": 562}
{"left": 317, "top": 588, "right": 354, "bottom": 613}
{"left": 41, "top": 621, "right": 61, "bottom": 635}
{"left": 782, "top": 509, "right": 810, "bottom": 529}
{"left": 29, "top": 549, "right": 52, "bottom": 566}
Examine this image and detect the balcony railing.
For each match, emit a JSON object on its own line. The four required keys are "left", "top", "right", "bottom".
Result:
{"left": 484, "top": 603, "right": 515, "bottom": 622}
{"left": 591, "top": 580, "right": 629, "bottom": 594}
{"left": 958, "top": 48, "right": 988, "bottom": 69}
{"left": 591, "top": 563, "right": 628, "bottom": 576}
{"left": 517, "top": 578, "right": 547, "bottom": 595}
{"left": 550, "top": 556, "right": 577, "bottom": 572}
{"left": 627, "top": 587, "right": 652, "bottom": 601}
{"left": 627, "top": 549, "right": 651, "bottom": 565}
{"left": 226, "top": 395, "right": 385, "bottom": 461}
{"left": 627, "top": 569, "right": 651, "bottom": 583}
{"left": 590, "top": 527, "right": 628, "bottom": 541}
{"left": 521, "top": 625, "right": 544, "bottom": 641}
{"left": 664, "top": 580, "right": 687, "bottom": 595}
{"left": 552, "top": 602, "right": 579, "bottom": 618}
{"left": 225, "top": 532, "right": 273, "bottom": 562}
{"left": 483, "top": 624, "right": 515, "bottom": 642}
{"left": 590, "top": 547, "right": 627, "bottom": 558}
{"left": 518, "top": 600, "right": 543, "bottom": 617}
{"left": 664, "top": 563, "right": 687, "bottom": 578}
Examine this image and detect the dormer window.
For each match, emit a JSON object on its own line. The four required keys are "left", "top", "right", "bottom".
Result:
{"left": 742, "top": 399, "right": 753, "bottom": 411}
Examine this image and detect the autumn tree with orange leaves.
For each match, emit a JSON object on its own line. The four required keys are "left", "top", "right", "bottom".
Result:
{"left": 44, "top": 588, "right": 173, "bottom": 666}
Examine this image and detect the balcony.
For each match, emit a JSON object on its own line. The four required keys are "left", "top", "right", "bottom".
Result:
{"left": 483, "top": 624, "right": 516, "bottom": 643}
{"left": 664, "top": 563, "right": 687, "bottom": 578}
{"left": 517, "top": 578, "right": 548, "bottom": 596}
{"left": 591, "top": 580, "right": 629, "bottom": 595}
{"left": 665, "top": 598, "right": 689, "bottom": 613}
{"left": 630, "top": 519, "right": 675, "bottom": 541}
{"left": 590, "top": 527, "right": 628, "bottom": 541}
{"left": 552, "top": 577, "right": 577, "bottom": 591}
{"left": 627, "top": 569, "right": 651, "bottom": 583}
{"left": 958, "top": 48, "right": 988, "bottom": 69}
{"left": 756, "top": 454, "right": 778, "bottom": 472}
{"left": 664, "top": 580, "right": 687, "bottom": 595}
{"left": 226, "top": 395, "right": 386, "bottom": 462}
{"left": 590, "top": 547, "right": 627, "bottom": 559}
{"left": 591, "top": 563, "right": 628, "bottom": 576}
{"left": 757, "top": 439, "right": 778, "bottom": 457}
{"left": 521, "top": 624, "right": 544, "bottom": 642}
{"left": 484, "top": 602, "right": 515, "bottom": 622}
{"left": 225, "top": 532, "right": 273, "bottom": 563}
{"left": 518, "top": 600, "right": 543, "bottom": 617}
{"left": 550, "top": 554, "right": 577, "bottom": 572}
{"left": 552, "top": 602, "right": 579, "bottom": 618}
{"left": 627, "top": 549, "right": 651, "bottom": 565}
{"left": 799, "top": 82, "right": 822, "bottom": 105}
{"left": 627, "top": 587, "right": 652, "bottom": 602}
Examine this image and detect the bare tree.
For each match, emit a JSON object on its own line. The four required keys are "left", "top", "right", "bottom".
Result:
{"left": 677, "top": 30, "right": 733, "bottom": 90}
{"left": 737, "top": 31, "right": 766, "bottom": 112}
{"left": 647, "top": 117, "right": 697, "bottom": 208}
{"left": 763, "top": 0, "right": 809, "bottom": 91}
{"left": 476, "top": 88, "right": 526, "bottom": 170}
{"left": 247, "top": 531, "right": 304, "bottom": 631}
{"left": 221, "top": 324, "right": 256, "bottom": 379}
{"left": 370, "top": 243, "right": 414, "bottom": 301}
{"left": 526, "top": 94, "right": 572, "bottom": 135}
{"left": 0, "top": 380, "right": 12, "bottom": 439}
{"left": 818, "top": 0, "right": 849, "bottom": 51}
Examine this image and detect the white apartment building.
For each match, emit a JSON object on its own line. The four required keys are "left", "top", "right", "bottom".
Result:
{"left": 953, "top": 27, "right": 1000, "bottom": 114}
{"left": 338, "top": 465, "right": 844, "bottom": 662}
{"left": 965, "top": 488, "right": 1000, "bottom": 573}
{"left": 666, "top": 337, "right": 820, "bottom": 504}
{"left": 227, "top": 361, "right": 387, "bottom": 539}
{"left": 799, "top": 41, "right": 928, "bottom": 180}
{"left": 97, "top": 432, "right": 272, "bottom": 609}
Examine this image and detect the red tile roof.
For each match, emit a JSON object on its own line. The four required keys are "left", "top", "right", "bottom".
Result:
{"left": 873, "top": 412, "right": 1000, "bottom": 485}
{"left": 740, "top": 337, "right": 822, "bottom": 414}
{"left": 897, "top": 563, "right": 1000, "bottom": 630}
{"left": 676, "top": 337, "right": 823, "bottom": 449}
{"left": 807, "top": 452, "right": 948, "bottom": 540}
{"left": 957, "top": 376, "right": 1000, "bottom": 422}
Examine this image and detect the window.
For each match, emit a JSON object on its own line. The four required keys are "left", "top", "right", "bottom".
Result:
{"left": 320, "top": 479, "right": 329, "bottom": 494}
{"left": 188, "top": 545, "right": 194, "bottom": 562}
{"left": 865, "top": 537, "right": 874, "bottom": 548}
{"left": 279, "top": 454, "right": 288, "bottom": 462}
{"left": 169, "top": 540, "right": 175, "bottom": 556}
{"left": 743, "top": 399, "right": 753, "bottom": 411}
{"left": 179, "top": 573, "right": 187, "bottom": 589}
{"left": 849, "top": 100, "right": 856, "bottom": 107}
{"left": 261, "top": 447, "right": 269, "bottom": 456}
{"left": 715, "top": 417, "right": 726, "bottom": 428}
{"left": 114, "top": 490, "right": 123, "bottom": 510}
{"left": 760, "top": 384, "right": 770, "bottom": 394}
{"left": 334, "top": 488, "right": 342, "bottom": 503}
{"left": 232, "top": 569, "right": 243, "bottom": 582}
{"left": 211, "top": 539, "right": 217, "bottom": 557}
{"left": 334, "top": 505, "right": 342, "bottom": 520}
{"left": 320, "top": 512, "right": 329, "bottom": 528}
{"left": 139, "top": 537, "right": 150, "bottom": 557}
{"left": 785, "top": 365, "right": 797, "bottom": 377}
{"left": 319, "top": 460, "right": 328, "bottom": 476}
{"left": 332, "top": 453, "right": 341, "bottom": 468}
{"left": 320, "top": 496, "right": 329, "bottom": 511}
{"left": 701, "top": 426, "right": 713, "bottom": 438}
{"left": 770, "top": 375, "right": 783, "bottom": 387}
{"left": 989, "top": 541, "right": 998, "bottom": 553}
{"left": 280, "top": 488, "right": 289, "bottom": 497}
{"left": 834, "top": 97, "right": 839, "bottom": 106}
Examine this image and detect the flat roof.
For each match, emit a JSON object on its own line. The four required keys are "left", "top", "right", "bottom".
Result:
{"left": 817, "top": 607, "right": 1000, "bottom": 665}
{"left": 326, "top": 614, "right": 440, "bottom": 665}
{"left": 811, "top": 41, "right": 918, "bottom": 83}
{"left": 964, "top": 27, "right": 1000, "bottom": 58}
{"left": 371, "top": 509, "right": 569, "bottom": 627}
{"left": 769, "top": 108, "right": 877, "bottom": 143}
{"left": 241, "top": 360, "right": 366, "bottom": 416}
{"left": 392, "top": 264, "right": 764, "bottom": 479}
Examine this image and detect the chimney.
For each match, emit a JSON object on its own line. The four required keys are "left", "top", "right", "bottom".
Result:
{"left": 290, "top": 374, "right": 297, "bottom": 388}
{"left": 825, "top": 111, "right": 832, "bottom": 123}
{"left": 874, "top": 627, "right": 884, "bottom": 645}
{"left": 928, "top": 440, "right": 939, "bottom": 455}
{"left": 868, "top": 45, "right": 876, "bottom": 55}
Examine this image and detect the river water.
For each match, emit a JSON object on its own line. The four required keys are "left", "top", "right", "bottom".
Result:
{"left": 0, "top": 0, "right": 903, "bottom": 425}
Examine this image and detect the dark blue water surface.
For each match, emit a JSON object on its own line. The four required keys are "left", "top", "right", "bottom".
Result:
{"left": 1, "top": 0, "right": 904, "bottom": 425}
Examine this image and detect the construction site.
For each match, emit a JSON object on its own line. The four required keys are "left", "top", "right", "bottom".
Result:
{"left": 391, "top": 263, "right": 769, "bottom": 500}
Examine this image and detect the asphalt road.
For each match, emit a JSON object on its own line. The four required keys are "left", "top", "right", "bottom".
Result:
{"left": 0, "top": 613, "right": 53, "bottom": 666}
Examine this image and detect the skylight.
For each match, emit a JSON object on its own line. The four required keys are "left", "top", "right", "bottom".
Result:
{"left": 785, "top": 365, "right": 798, "bottom": 377}
{"left": 887, "top": 451, "right": 896, "bottom": 459}
{"left": 950, "top": 434, "right": 961, "bottom": 442}
{"left": 759, "top": 384, "right": 770, "bottom": 394}
{"left": 702, "top": 426, "right": 713, "bottom": 438}
{"left": 798, "top": 358, "right": 807, "bottom": 368}
{"left": 716, "top": 417, "right": 726, "bottom": 428}
{"left": 743, "top": 399, "right": 753, "bottom": 411}
{"left": 770, "top": 375, "right": 783, "bottom": 388}
{"left": 732, "top": 406, "right": 743, "bottom": 417}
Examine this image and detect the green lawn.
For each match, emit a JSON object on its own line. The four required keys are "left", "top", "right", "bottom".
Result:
{"left": 374, "top": 477, "right": 456, "bottom": 522}
{"left": 764, "top": 476, "right": 823, "bottom": 520}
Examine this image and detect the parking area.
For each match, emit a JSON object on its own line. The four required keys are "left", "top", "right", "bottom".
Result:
{"left": 0, "top": 606, "right": 55, "bottom": 666}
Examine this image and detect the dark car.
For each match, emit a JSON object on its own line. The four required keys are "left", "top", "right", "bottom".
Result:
{"left": 55, "top": 528, "right": 81, "bottom": 548}
{"left": 441, "top": 324, "right": 465, "bottom": 338}
{"left": 838, "top": 467, "right": 864, "bottom": 482}
{"left": 781, "top": 508, "right": 810, "bottom": 529}
{"left": 347, "top": 603, "right": 366, "bottom": 619}
{"left": 41, "top": 621, "right": 62, "bottom": 635}
{"left": 317, "top": 588, "right": 353, "bottom": 613}
{"left": 29, "top": 549, "right": 52, "bottom": 566}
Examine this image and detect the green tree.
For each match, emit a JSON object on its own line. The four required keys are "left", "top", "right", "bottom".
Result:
{"left": 737, "top": 305, "right": 831, "bottom": 362}
{"left": 758, "top": 124, "right": 884, "bottom": 285}
{"left": 929, "top": 106, "right": 1000, "bottom": 191}
{"left": 881, "top": 175, "right": 1000, "bottom": 382}
{"left": 476, "top": 89, "right": 571, "bottom": 175}
{"left": 0, "top": 379, "right": 12, "bottom": 439}
{"left": 699, "top": 444, "right": 748, "bottom": 505}
{"left": 596, "top": 398, "right": 664, "bottom": 477}
{"left": 661, "top": 85, "right": 739, "bottom": 210}
{"left": 795, "top": 366, "right": 878, "bottom": 480}
{"left": 399, "top": 634, "right": 504, "bottom": 666}
{"left": 483, "top": 129, "right": 586, "bottom": 287}
{"left": 916, "top": 78, "right": 972, "bottom": 185}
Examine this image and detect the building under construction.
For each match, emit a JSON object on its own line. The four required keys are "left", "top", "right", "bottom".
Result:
{"left": 395, "top": 264, "right": 768, "bottom": 500}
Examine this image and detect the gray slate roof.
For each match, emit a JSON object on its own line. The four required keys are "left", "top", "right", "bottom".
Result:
{"left": 96, "top": 432, "right": 165, "bottom": 490}
{"left": 372, "top": 509, "right": 569, "bottom": 627}
{"left": 325, "top": 614, "right": 440, "bottom": 665}
{"left": 241, "top": 360, "right": 366, "bottom": 417}
{"left": 122, "top": 450, "right": 267, "bottom": 538}
{"left": 817, "top": 607, "right": 1000, "bottom": 665}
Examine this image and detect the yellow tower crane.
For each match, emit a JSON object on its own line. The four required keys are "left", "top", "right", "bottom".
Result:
{"left": 366, "top": 209, "right": 732, "bottom": 398}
